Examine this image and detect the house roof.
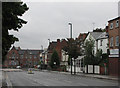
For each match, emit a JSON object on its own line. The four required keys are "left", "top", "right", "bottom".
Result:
{"left": 97, "top": 32, "right": 108, "bottom": 40}
{"left": 78, "top": 33, "right": 88, "bottom": 41}
{"left": 108, "top": 16, "right": 120, "bottom": 22}
{"left": 90, "top": 32, "right": 103, "bottom": 40}
{"left": 47, "top": 41, "right": 57, "bottom": 51}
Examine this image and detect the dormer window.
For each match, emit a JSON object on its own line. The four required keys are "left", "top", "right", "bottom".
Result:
{"left": 110, "top": 23, "right": 113, "bottom": 29}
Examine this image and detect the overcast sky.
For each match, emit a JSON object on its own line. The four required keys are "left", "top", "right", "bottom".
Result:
{"left": 9, "top": 1, "right": 119, "bottom": 49}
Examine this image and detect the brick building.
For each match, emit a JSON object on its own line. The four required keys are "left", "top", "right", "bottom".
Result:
{"left": 4, "top": 46, "right": 43, "bottom": 68}
{"left": 108, "top": 16, "right": 120, "bottom": 76}
{"left": 47, "top": 39, "right": 67, "bottom": 64}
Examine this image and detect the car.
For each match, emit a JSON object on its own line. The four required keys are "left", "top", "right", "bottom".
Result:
{"left": 28, "top": 68, "right": 34, "bottom": 74}
{"left": 37, "top": 65, "right": 41, "bottom": 69}
{"left": 16, "top": 66, "right": 21, "bottom": 69}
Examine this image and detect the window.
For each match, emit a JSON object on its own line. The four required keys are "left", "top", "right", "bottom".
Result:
{"left": 12, "top": 52, "right": 15, "bottom": 59}
{"left": 34, "top": 55, "right": 37, "bottom": 59}
{"left": 110, "top": 23, "right": 113, "bottom": 29}
{"left": 110, "top": 37, "right": 113, "bottom": 47}
{"left": 16, "top": 56, "right": 18, "bottom": 59}
{"left": 116, "top": 20, "right": 119, "bottom": 27}
{"left": 30, "top": 55, "right": 32, "bottom": 59}
{"left": 100, "top": 40, "right": 103, "bottom": 46}
{"left": 115, "top": 36, "right": 119, "bottom": 46}
{"left": 20, "top": 55, "right": 23, "bottom": 59}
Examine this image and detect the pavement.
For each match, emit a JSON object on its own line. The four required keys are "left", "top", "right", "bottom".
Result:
{"left": 40, "top": 69, "right": 118, "bottom": 81}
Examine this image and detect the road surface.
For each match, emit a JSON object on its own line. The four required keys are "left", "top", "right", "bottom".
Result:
{"left": 6, "top": 70, "right": 118, "bottom": 87}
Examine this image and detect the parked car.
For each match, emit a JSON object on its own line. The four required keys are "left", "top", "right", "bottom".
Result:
{"left": 37, "top": 65, "right": 41, "bottom": 69}
{"left": 16, "top": 66, "right": 21, "bottom": 69}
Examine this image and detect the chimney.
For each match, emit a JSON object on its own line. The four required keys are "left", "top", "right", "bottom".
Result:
{"left": 57, "top": 39, "right": 60, "bottom": 43}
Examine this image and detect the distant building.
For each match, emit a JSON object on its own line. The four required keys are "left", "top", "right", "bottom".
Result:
{"left": 4, "top": 46, "right": 43, "bottom": 68}
{"left": 47, "top": 39, "right": 67, "bottom": 66}
{"left": 85, "top": 32, "right": 103, "bottom": 54}
{"left": 108, "top": 16, "right": 120, "bottom": 76}
{"left": 96, "top": 32, "right": 108, "bottom": 54}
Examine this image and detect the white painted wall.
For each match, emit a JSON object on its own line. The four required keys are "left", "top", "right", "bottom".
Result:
{"left": 61, "top": 50, "right": 68, "bottom": 62}
{"left": 84, "top": 33, "right": 96, "bottom": 54}
{"left": 97, "top": 38, "right": 108, "bottom": 54}
{"left": 85, "top": 65, "right": 100, "bottom": 74}
{"left": 61, "top": 50, "right": 69, "bottom": 65}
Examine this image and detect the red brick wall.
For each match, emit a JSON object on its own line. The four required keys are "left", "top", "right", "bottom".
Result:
{"left": 108, "top": 17, "right": 120, "bottom": 76}
{"left": 109, "top": 58, "right": 119, "bottom": 76}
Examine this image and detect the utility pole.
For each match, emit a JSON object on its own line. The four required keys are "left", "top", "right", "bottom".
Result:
{"left": 68, "top": 22, "right": 73, "bottom": 75}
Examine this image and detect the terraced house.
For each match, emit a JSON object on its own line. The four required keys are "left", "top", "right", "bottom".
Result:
{"left": 4, "top": 46, "right": 43, "bottom": 68}
{"left": 108, "top": 16, "right": 120, "bottom": 76}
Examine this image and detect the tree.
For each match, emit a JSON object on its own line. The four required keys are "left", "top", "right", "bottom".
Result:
{"left": 63, "top": 38, "right": 82, "bottom": 74}
{"left": 94, "top": 49, "right": 102, "bottom": 65}
{"left": 84, "top": 38, "right": 95, "bottom": 73}
{"left": 84, "top": 38, "right": 105, "bottom": 74}
{"left": 2, "top": 2, "right": 29, "bottom": 62}
{"left": 49, "top": 50, "right": 60, "bottom": 69}
{"left": 84, "top": 38, "right": 95, "bottom": 65}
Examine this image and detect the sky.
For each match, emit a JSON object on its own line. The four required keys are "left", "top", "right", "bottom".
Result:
{"left": 9, "top": 0, "right": 119, "bottom": 50}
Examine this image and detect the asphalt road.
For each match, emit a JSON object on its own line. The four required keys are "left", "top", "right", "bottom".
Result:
{"left": 6, "top": 70, "right": 118, "bottom": 87}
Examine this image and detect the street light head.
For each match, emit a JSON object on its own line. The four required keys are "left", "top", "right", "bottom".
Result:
{"left": 68, "top": 22, "right": 72, "bottom": 25}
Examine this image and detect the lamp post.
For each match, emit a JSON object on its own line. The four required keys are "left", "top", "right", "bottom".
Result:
{"left": 68, "top": 22, "right": 73, "bottom": 74}
{"left": 48, "top": 39, "right": 50, "bottom": 45}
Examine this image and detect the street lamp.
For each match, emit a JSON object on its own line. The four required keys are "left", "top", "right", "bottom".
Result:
{"left": 68, "top": 22, "right": 73, "bottom": 74}
{"left": 68, "top": 23, "right": 72, "bottom": 38}
{"left": 48, "top": 39, "right": 50, "bottom": 45}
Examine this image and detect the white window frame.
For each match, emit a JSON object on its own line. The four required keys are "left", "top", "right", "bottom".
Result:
{"left": 110, "top": 37, "right": 113, "bottom": 47}
{"left": 110, "top": 23, "right": 113, "bottom": 29}
{"left": 115, "top": 36, "right": 119, "bottom": 46}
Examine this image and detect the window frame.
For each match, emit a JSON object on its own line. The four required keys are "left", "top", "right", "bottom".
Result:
{"left": 110, "top": 37, "right": 113, "bottom": 47}
{"left": 116, "top": 20, "right": 119, "bottom": 28}
{"left": 110, "top": 23, "right": 113, "bottom": 29}
{"left": 115, "top": 36, "right": 119, "bottom": 46}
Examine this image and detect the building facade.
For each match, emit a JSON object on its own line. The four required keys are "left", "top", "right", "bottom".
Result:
{"left": 85, "top": 32, "right": 103, "bottom": 54}
{"left": 4, "top": 46, "right": 43, "bottom": 68}
{"left": 108, "top": 16, "right": 120, "bottom": 76}
{"left": 47, "top": 39, "right": 67, "bottom": 66}
{"left": 96, "top": 32, "right": 108, "bottom": 54}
